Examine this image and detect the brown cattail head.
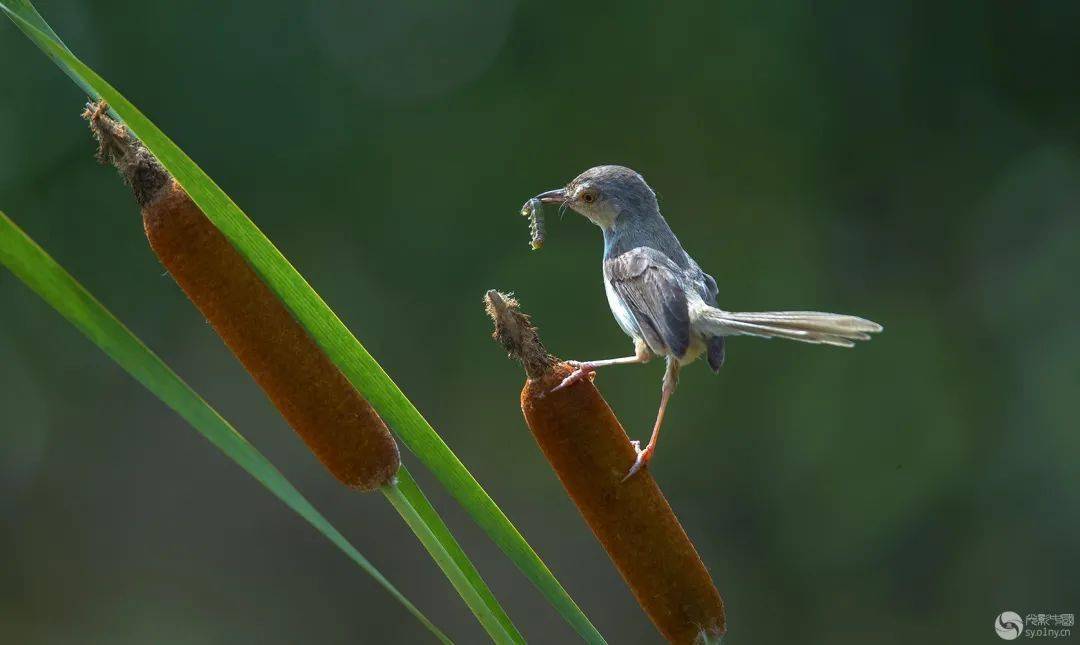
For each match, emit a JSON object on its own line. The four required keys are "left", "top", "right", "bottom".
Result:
{"left": 486, "top": 290, "right": 726, "bottom": 644}
{"left": 85, "top": 102, "right": 400, "bottom": 490}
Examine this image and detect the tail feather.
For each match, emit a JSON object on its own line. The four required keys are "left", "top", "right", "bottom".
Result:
{"left": 699, "top": 308, "right": 883, "bottom": 348}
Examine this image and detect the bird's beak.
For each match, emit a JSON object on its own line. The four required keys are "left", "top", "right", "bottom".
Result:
{"left": 535, "top": 188, "right": 568, "bottom": 204}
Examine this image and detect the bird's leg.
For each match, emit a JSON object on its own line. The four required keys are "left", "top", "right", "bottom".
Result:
{"left": 550, "top": 355, "right": 642, "bottom": 392}
{"left": 624, "top": 358, "right": 680, "bottom": 481}
{"left": 550, "top": 340, "right": 653, "bottom": 392}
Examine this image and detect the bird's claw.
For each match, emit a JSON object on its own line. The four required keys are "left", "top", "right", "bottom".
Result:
{"left": 549, "top": 361, "right": 595, "bottom": 393}
{"left": 622, "top": 441, "right": 654, "bottom": 481}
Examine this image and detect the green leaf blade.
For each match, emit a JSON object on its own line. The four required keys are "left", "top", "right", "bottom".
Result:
{"left": 384, "top": 471, "right": 523, "bottom": 645}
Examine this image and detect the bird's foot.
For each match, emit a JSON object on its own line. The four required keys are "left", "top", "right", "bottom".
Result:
{"left": 549, "top": 361, "right": 596, "bottom": 393}
{"left": 622, "top": 440, "right": 654, "bottom": 481}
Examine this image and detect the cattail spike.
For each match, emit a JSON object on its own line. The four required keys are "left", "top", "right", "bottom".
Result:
{"left": 83, "top": 101, "right": 170, "bottom": 207}
{"left": 85, "top": 101, "right": 400, "bottom": 490}
{"left": 486, "top": 290, "right": 726, "bottom": 643}
{"left": 484, "top": 290, "right": 555, "bottom": 379}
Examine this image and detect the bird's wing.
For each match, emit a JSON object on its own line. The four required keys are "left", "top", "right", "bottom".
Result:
{"left": 681, "top": 253, "right": 718, "bottom": 305}
{"left": 604, "top": 246, "right": 691, "bottom": 358}
{"left": 698, "top": 268, "right": 719, "bottom": 305}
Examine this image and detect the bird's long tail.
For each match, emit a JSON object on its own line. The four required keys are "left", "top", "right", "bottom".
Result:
{"left": 697, "top": 307, "right": 883, "bottom": 348}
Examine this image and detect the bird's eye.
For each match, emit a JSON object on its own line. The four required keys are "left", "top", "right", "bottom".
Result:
{"left": 581, "top": 191, "right": 596, "bottom": 204}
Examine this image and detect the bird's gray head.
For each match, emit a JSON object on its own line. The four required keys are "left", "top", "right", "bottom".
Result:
{"left": 534, "top": 165, "right": 658, "bottom": 230}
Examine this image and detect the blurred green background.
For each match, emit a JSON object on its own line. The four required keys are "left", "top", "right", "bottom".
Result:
{"left": 2, "top": 1, "right": 1078, "bottom": 643}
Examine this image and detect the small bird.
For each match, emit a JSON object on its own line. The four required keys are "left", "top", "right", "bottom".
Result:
{"left": 529, "top": 165, "right": 883, "bottom": 480}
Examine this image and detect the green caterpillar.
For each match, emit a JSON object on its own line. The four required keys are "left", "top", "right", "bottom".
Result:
{"left": 520, "top": 197, "right": 545, "bottom": 250}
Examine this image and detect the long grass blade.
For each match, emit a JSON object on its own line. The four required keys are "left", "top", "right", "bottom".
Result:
{"left": 0, "top": 211, "right": 451, "bottom": 644}
{"left": 1, "top": 0, "right": 90, "bottom": 95}
{"left": 0, "top": 3, "right": 604, "bottom": 641}
{"left": 383, "top": 473, "right": 518, "bottom": 644}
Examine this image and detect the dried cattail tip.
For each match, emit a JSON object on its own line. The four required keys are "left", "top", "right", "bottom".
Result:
{"left": 85, "top": 101, "right": 399, "bottom": 490}
{"left": 83, "top": 101, "right": 171, "bottom": 207}
{"left": 485, "top": 290, "right": 726, "bottom": 643}
{"left": 485, "top": 290, "right": 554, "bottom": 379}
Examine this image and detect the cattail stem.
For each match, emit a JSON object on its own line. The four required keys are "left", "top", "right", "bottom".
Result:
{"left": 486, "top": 290, "right": 726, "bottom": 644}
{"left": 85, "top": 101, "right": 399, "bottom": 490}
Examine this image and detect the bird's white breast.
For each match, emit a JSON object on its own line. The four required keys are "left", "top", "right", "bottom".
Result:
{"left": 604, "top": 278, "right": 641, "bottom": 340}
